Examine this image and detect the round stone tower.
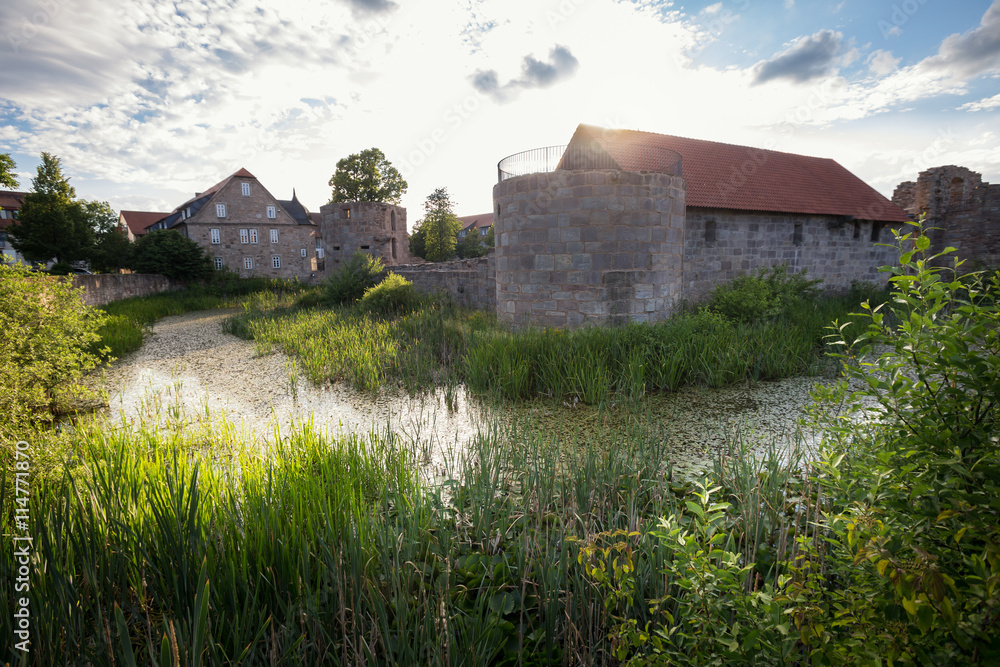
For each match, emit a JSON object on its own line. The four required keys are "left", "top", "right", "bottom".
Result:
{"left": 492, "top": 158, "right": 686, "bottom": 328}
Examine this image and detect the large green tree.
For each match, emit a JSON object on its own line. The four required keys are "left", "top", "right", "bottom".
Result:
{"left": 7, "top": 153, "right": 94, "bottom": 264}
{"left": 0, "top": 153, "right": 18, "bottom": 189}
{"left": 88, "top": 201, "right": 133, "bottom": 273}
{"left": 328, "top": 147, "right": 407, "bottom": 204}
{"left": 419, "top": 187, "right": 462, "bottom": 262}
{"left": 131, "top": 229, "right": 211, "bottom": 282}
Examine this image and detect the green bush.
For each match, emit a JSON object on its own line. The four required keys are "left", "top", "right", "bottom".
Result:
{"left": 131, "top": 229, "right": 212, "bottom": 282}
{"left": 0, "top": 263, "right": 106, "bottom": 433}
{"left": 708, "top": 264, "right": 821, "bottom": 322}
{"left": 360, "top": 272, "right": 419, "bottom": 315}
{"left": 324, "top": 251, "right": 384, "bottom": 305}
{"left": 47, "top": 261, "right": 74, "bottom": 275}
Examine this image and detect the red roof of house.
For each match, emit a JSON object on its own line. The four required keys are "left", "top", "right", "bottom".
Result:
{"left": 120, "top": 210, "right": 168, "bottom": 236}
{"left": 0, "top": 191, "right": 27, "bottom": 231}
{"left": 568, "top": 124, "right": 908, "bottom": 222}
{"left": 458, "top": 213, "right": 493, "bottom": 231}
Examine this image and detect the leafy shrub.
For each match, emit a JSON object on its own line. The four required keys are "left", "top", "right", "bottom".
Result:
{"left": 324, "top": 251, "right": 384, "bottom": 305}
{"left": 360, "top": 272, "right": 419, "bottom": 315}
{"left": 48, "top": 261, "right": 75, "bottom": 275}
{"left": 708, "top": 264, "right": 821, "bottom": 322}
{"left": 131, "top": 229, "right": 212, "bottom": 282}
{"left": 0, "top": 263, "right": 106, "bottom": 432}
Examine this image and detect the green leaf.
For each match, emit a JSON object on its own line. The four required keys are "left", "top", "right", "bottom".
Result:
{"left": 114, "top": 604, "right": 138, "bottom": 667}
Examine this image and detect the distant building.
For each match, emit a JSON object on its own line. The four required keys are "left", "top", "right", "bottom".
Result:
{"left": 0, "top": 190, "right": 28, "bottom": 265}
{"left": 147, "top": 168, "right": 320, "bottom": 281}
{"left": 119, "top": 210, "right": 168, "bottom": 242}
{"left": 457, "top": 213, "right": 493, "bottom": 240}
{"left": 318, "top": 201, "right": 412, "bottom": 268}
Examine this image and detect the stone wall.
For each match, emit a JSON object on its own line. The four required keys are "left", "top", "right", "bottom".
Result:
{"left": 892, "top": 165, "right": 1000, "bottom": 267}
{"left": 682, "top": 209, "right": 902, "bottom": 301}
{"left": 318, "top": 201, "right": 411, "bottom": 269}
{"left": 72, "top": 273, "right": 175, "bottom": 307}
{"left": 493, "top": 169, "right": 686, "bottom": 327}
{"left": 394, "top": 255, "right": 496, "bottom": 310}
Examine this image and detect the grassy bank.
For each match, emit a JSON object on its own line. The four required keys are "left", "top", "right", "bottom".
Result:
{"left": 223, "top": 289, "right": 871, "bottom": 401}
{"left": 93, "top": 276, "right": 307, "bottom": 359}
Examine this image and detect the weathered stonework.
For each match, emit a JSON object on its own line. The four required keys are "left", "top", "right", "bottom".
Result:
{"left": 175, "top": 177, "right": 318, "bottom": 281}
{"left": 395, "top": 254, "right": 496, "bottom": 311}
{"left": 682, "top": 209, "right": 901, "bottom": 301}
{"left": 493, "top": 169, "right": 686, "bottom": 327}
{"left": 892, "top": 165, "right": 1000, "bottom": 267}
{"left": 318, "top": 202, "right": 412, "bottom": 268}
{"left": 70, "top": 274, "right": 176, "bottom": 307}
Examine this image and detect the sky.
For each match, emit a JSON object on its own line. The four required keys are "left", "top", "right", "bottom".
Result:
{"left": 1, "top": 0, "right": 999, "bottom": 226}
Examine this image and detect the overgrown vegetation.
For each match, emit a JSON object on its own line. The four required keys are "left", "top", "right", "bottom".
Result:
{"left": 323, "top": 250, "right": 385, "bottom": 305}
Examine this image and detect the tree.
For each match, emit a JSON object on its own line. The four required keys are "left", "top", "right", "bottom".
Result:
{"left": 88, "top": 201, "right": 133, "bottom": 273}
{"left": 457, "top": 223, "right": 493, "bottom": 259}
{"left": 408, "top": 224, "right": 427, "bottom": 260}
{"left": 328, "top": 147, "right": 407, "bottom": 204}
{"left": 131, "top": 230, "right": 211, "bottom": 282}
{"left": 0, "top": 153, "right": 18, "bottom": 189}
{"left": 419, "top": 187, "right": 462, "bottom": 262}
{"left": 7, "top": 153, "right": 94, "bottom": 264}
{"left": 483, "top": 223, "right": 495, "bottom": 249}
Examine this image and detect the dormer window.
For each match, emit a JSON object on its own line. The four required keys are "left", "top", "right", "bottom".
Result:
{"left": 216, "top": 203, "right": 226, "bottom": 218}
{"left": 241, "top": 182, "right": 251, "bottom": 196}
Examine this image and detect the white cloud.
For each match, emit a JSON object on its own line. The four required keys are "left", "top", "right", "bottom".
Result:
{"left": 783, "top": 0, "right": 795, "bottom": 9}
{"left": 867, "top": 49, "right": 901, "bottom": 76}
{"left": 959, "top": 92, "right": 1000, "bottom": 111}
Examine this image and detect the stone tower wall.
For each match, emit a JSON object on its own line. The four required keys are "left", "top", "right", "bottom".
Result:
{"left": 318, "top": 201, "right": 411, "bottom": 269}
{"left": 492, "top": 169, "right": 685, "bottom": 328}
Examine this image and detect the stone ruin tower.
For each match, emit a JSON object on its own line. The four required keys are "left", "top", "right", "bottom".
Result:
{"left": 492, "top": 138, "right": 686, "bottom": 328}
{"left": 317, "top": 201, "right": 412, "bottom": 270}
{"left": 892, "top": 166, "right": 1000, "bottom": 267}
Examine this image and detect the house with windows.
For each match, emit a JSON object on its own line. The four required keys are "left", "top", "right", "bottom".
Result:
{"left": 457, "top": 213, "right": 493, "bottom": 241}
{"left": 0, "top": 190, "right": 28, "bottom": 265}
{"left": 147, "top": 168, "right": 320, "bottom": 281}
{"left": 120, "top": 210, "right": 168, "bottom": 242}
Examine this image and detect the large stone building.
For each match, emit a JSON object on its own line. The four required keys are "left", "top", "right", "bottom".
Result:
{"left": 148, "top": 168, "right": 320, "bottom": 281}
{"left": 892, "top": 165, "right": 1000, "bottom": 267}
{"left": 490, "top": 124, "right": 910, "bottom": 328}
{"left": 318, "top": 201, "right": 412, "bottom": 269}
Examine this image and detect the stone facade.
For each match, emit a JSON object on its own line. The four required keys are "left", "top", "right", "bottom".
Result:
{"left": 318, "top": 201, "right": 411, "bottom": 269}
{"left": 682, "top": 209, "right": 901, "bottom": 300}
{"left": 493, "top": 169, "right": 686, "bottom": 327}
{"left": 173, "top": 176, "right": 319, "bottom": 281}
{"left": 71, "top": 273, "right": 175, "bottom": 307}
{"left": 892, "top": 165, "right": 1000, "bottom": 267}
{"left": 395, "top": 255, "right": 496, "bottom": 310}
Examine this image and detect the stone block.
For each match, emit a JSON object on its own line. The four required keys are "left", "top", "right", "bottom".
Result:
{"left": 572, "top": 253, "right": 593, "bottom": 270}
{"left": 579, "top": 301, "right": 607, "bottom": 315}
{"left": 554, "top": 254, "right": 573, "bottom": 270}
{"left": 582, "top": 197, "right": 607, "bottom": 210}
{"left": 560, "top": 228, "right": 581, "bottom": 243}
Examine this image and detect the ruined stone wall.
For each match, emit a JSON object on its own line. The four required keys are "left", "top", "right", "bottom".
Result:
{"left": 682, "top": 209, "right": 901, "bottom": 301}
{"left": 71, "top": 274, "right": 175, "bottom": 307}
{"left": 318, "top": 201, "right": 411, "bottom": 269}
{"left": 493, "top": 169, "right": 686, "bottom": 327}
{"left": 892, "top": 165, "right": 1000, "bottom": 267}
{"left": 394, "top": 254, "right": 496, "bottom": 310}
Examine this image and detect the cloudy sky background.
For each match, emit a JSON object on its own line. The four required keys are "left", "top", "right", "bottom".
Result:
{"left": 1, "top": 0, "right": 999, "bottom": 223}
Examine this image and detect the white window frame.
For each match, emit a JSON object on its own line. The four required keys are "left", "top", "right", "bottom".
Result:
{"left": 239, "top": 228, "right": 249, "bottom": 244}
{"left": 216, "top": 203, "right": 226, "bottom": 218}
{"left": 269, "top": 228, "right": 278, "bottom": 244}
{"left": 214, "top": 257, "right": 224, "bottom": 270}
{"left": 300, "top": 248, "right": 307, "bottom": 258}
{"left": 243, "top": 257, "right": 253, "bottom": 270}
{"left": 267, "top": 206, "right": 276, "bottom": 219}
{"left": 272, "top": 256, "right": 281, "bottom": 269}
{"left": 241, "top": 182, "right": 251, "bottom": 196}
{"left": 210, "top": 228, "right": 221, "bottom": 244}
{"left": 249, "top": 228, "right": 258, "bottom": 244}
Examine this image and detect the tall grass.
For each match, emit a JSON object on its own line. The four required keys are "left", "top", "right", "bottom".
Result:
{"left": 226, "top": 290, "right": 876, "bottom": 403}
{"left": 2, "top": 404, "right": 692, "bottom": 665}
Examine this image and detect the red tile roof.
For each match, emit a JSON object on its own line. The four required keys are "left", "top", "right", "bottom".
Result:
{"left": 0, "top": 191, "right": 27, "bottom": 231}
{"left": 458, "top": 213, "right": 493, "bottom": 231}
{"left": 568, "top": 124, "right": 908, "bottom": 222}
{"left": 120, "top": 210, "right": 168, "bottom": 236}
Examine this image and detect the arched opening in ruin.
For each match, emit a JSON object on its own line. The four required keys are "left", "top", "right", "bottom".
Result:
{"left": 949, "top": 177, "right": 965, "bottom": 209}
{"left": 391, "top": 210, "right": 397, "bottom": 231}
{"left": 391, "top": 237, "right": 397, "bottom": 259}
